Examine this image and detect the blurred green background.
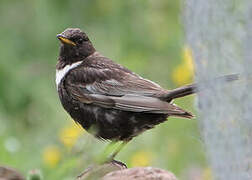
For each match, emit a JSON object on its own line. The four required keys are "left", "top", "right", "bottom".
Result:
{"left": 0, "top": 0, "right": 208, "bottom": 179}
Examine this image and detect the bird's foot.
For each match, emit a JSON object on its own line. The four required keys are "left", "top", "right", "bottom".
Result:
{"left": 106, "top": 159, "right": 127, "bottom": 168}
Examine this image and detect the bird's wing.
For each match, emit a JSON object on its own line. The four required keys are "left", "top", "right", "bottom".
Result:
{"left": 78, "top": 93, "right": 192, "bottom": 117}
{"left": 67, "top": 62, "right": 168, "bottom": 97}
{"left": 88, "top": 76, "right": 166, "bottom": 97}
{"left": 65, "top": 65, "right": 193, "bottom": 118}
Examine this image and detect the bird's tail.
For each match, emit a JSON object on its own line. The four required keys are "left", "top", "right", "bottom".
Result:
{"left": 163, "top": 74, "right": 240, "bottom": 102}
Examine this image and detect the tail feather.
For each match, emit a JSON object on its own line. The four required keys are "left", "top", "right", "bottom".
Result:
{"left": 163, "top": 73, "right": 240, "bottom": 102}
{"left": 168, "top": 103, "right": 194, "bottom": 119}
{"left": 170, "top": 111, "right": 194, "bottom": 119}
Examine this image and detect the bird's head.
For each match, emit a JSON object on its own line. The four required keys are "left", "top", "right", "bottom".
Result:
{"left": 57, "top": 28, "right": 95, "bottom": 63}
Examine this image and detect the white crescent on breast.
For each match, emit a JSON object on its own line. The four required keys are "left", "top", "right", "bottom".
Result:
{"left": 55, "top": 61, "right": 82, "bottom": 89}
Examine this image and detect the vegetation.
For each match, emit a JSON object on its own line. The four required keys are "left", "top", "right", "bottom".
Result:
{"left": 0, "top": 0, "right": 209, "bottom": 179}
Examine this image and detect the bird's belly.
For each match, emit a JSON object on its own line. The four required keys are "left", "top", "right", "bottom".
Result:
{"left": 70, "top": 105, "right": 168, "bottom": 141}
{"left": 58, "top": 88, "right": 168, "bottom": 141}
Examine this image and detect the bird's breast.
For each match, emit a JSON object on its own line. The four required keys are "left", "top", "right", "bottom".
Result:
{"left": 55, "top": 61, "right": 83, "bottom": 89}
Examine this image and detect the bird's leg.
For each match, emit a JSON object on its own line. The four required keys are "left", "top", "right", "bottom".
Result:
{"left": 106, "top": 141, "right": 129, "bottom": 162}
{"left": 80, "top": 142, "right": 128, "bottom": 179}
{"left": 103, "top": 141, "right": 117, "bottom": 157}
{"left": 96, "top": 141, "right": 129, "bottom": 164}
{"left": 95, "top": 141, "right": 117, "bottom": 163}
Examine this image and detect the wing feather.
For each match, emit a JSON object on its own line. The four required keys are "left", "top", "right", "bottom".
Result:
{"left": 64, "top": 56, "right": 193, "bottom": 118}
{"left": 73, "top": 93, "right": 193, "bottom": 118}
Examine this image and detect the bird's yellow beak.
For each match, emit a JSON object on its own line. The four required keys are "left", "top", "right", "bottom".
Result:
{"left": 57, "top": 34, "right": 76, "bottom": 46}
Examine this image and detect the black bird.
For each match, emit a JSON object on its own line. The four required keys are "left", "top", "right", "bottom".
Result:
{"left": 56, "top": 28, "right": 239, "bottom": 160}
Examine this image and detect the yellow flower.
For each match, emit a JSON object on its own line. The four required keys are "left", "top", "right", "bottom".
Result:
{"left": 202, "top": 167, "right": 213, "bottom": 180}
{"left": 43, "top": 145, "right": 61, "bottom": 168}
{"left": 172, "top": 46, "right": 195, "bottom": 86}
{"left": 131, "top": 151, "right": 152, "bottom": 167}
{"left": 59, "top": 121, "right": 83, "bottom": 149}
{"left": 183, "top": 46, "right": 194, "bottom": 72}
